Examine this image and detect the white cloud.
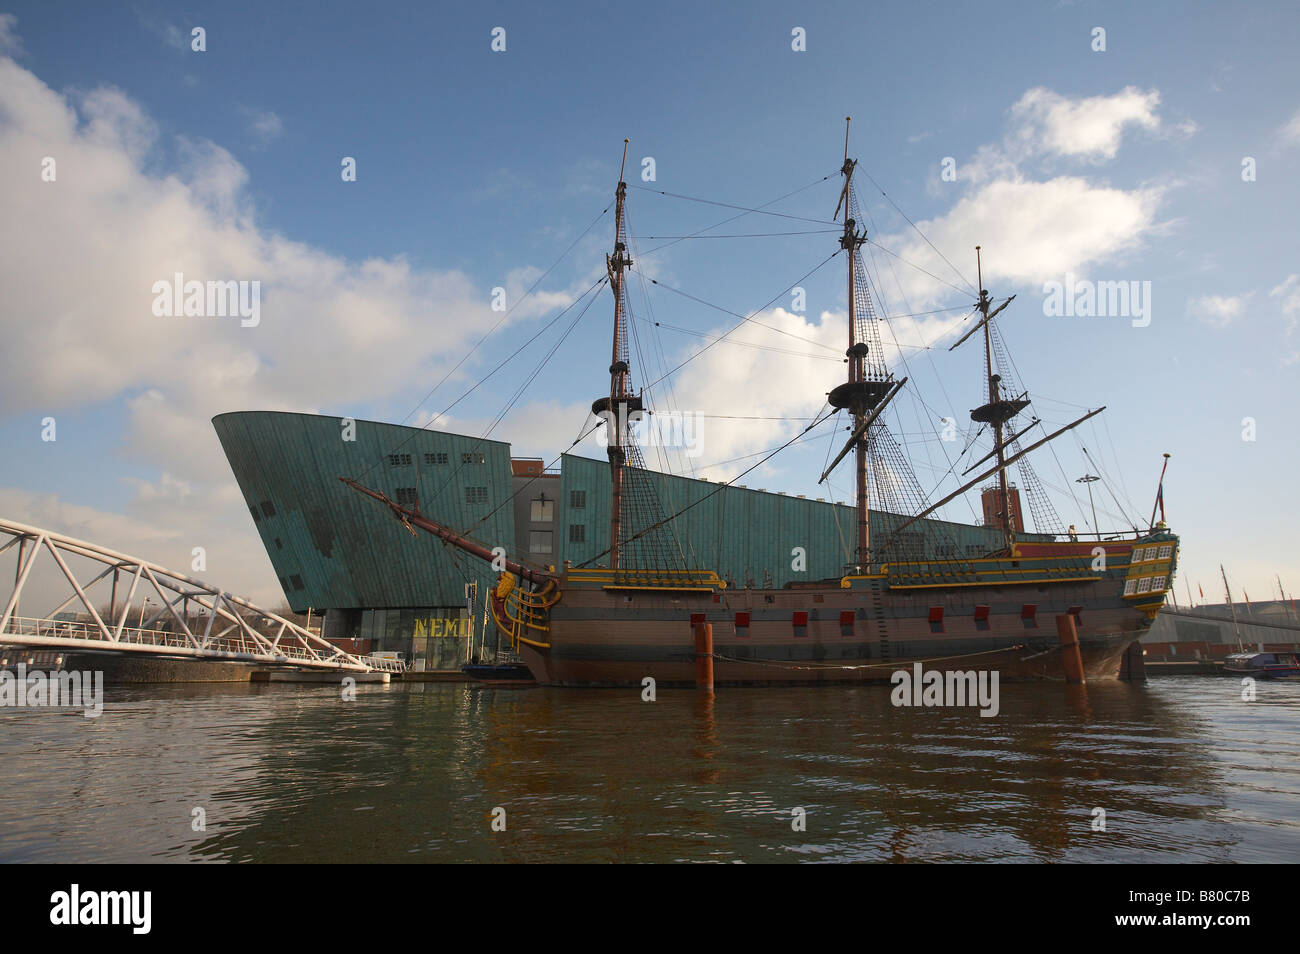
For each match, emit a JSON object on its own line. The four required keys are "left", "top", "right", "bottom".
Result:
{"left": 133, "top": 12, "right": 188, "bottom": 52}
{"left": 1014, "top": 86, "right": 1161, "bottom": 158}
{"left": 878, "top": 176, "right": 1161, "bottom": 306}
{"left": 1270, "top": 275, "right": 1300, "bottom": 364}
{"left": 965, "top": 86, "right": 1167, "bottom": 185}
{"left": 242, "top": 107, "right": 283, "bottom": 143}
{"left": 1271, "top": 274, "right": 1300, "bottom": 322}
{"left": 884, "top": 88, "right": 1171, "bottom": 310}
{"left": 1279, "top": 110, "right": 1300, "bottom": 146}
{"left": 0, "top": 13, "right": 24, "bottom": 57}
{"left": 1188, "top": 293, "right": 1249, "bottom": 328}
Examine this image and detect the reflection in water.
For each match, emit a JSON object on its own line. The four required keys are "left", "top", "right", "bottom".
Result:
{"left": 1, "top": 677, "right": 1296, "bottom": 862}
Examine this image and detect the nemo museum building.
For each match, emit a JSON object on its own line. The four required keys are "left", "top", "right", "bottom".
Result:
{"left": 213, "top": 411, "right": 1025, "bottom": 671}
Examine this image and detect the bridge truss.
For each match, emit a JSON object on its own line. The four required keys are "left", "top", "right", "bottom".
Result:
{"left": 0, "top": 518, "right": 402, "bottom": 673}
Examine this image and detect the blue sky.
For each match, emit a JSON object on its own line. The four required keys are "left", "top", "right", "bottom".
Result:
{"left": 1, "top": 0, "right": 1297, "bottom": 608}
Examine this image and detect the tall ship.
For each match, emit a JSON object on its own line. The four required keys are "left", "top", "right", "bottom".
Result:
{"left": 342, "top": 122, "right": 1179, "bottom": 686}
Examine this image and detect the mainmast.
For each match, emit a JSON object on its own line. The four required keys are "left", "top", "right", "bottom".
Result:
{"left": 826, "top": 118, "right": 890, "bottom": 571}
{"left": 596, "top": 140, "right": 640, "bottom": 571}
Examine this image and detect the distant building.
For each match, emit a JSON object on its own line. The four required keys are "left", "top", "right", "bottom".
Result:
{"left": 980, "top": 483, "right": 1024, "bottom": 534}
{"left": 1145, "top": 599, "right": 1300, "bottom": 660}
{"left": 214, "top": 411, "right": 1044, "bottom": 670}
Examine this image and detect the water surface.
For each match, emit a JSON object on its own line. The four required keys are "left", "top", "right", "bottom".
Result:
{"left": 2, "top": 676, "right": 1296, "bottom": 862}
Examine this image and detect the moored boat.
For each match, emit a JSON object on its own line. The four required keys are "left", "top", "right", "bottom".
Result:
{"left": 1224, "top": 651, "right": 1300, "bottom": 678}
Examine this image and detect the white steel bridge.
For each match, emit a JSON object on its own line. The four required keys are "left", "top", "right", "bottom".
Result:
{"left": 0, "top": 518, "right": 403, "bottom": 673}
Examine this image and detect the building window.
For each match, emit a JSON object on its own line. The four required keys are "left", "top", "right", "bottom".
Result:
{"left": 1137, "top": 577, "right": 1153, "bottom": 594}
{"left": 570, "top": 490, "right": 587, "bottom": 509}
{"left": 1124, "top": 579, "right": 1137, "bottom": 596}
{"left": 529, "top": 530, "right": 553, "bottom": 554}
{"left": 1150, "top": 575, "right": 1166, "bottom": 591}
{"left": 278, "top": 576, "right": 289, "bottom": 592}
{"left": 260, "top": 500, "right": 276, "bottom": 518}
{"left": 1158, "top": 545, "right": 1173, "bottom": 559}
{"left": 250, "top": 506, "right": 260, "bottom": 523}
{"left": 424, "top": 452, "right": 449, "bottom": 466}
{"left": 531, "top": 497, "right": 554, "bottom": 522}
{"left": 568, "top": 524, "right": 585, "bottom": 543}
{"left": 465, "top": 487, "right": 488, "bottom": 506}
{"left": 290, "top": 574, "right": 305, "bottom": 591}
{"left": 387, "top": 453, "right": 412, "bottom": 467}
{"left": 461, "top": 452, "right": 485, "bottom": 465}
{"left": 275, "top": 538, "right": 282, "bottom": 550}
{"left": 396, "top": 487, "right": 418, "bottom": 509}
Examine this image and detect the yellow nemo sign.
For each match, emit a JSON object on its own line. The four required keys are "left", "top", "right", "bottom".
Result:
{"left": 413, "top": 617, "right": 472, "bottom": 638}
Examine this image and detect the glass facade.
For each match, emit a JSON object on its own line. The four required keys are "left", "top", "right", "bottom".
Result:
{"left": 337, "top": 607, "right": 502, "bottom": 670}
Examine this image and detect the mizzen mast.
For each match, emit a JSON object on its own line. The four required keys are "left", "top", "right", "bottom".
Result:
{"left": 970, "top": 246, "right": 1028, "bottom": 551}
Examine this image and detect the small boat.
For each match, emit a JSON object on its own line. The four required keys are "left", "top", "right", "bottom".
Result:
{"left": 461, "top": 661, "right": 537, "bottom": 686}
{"left": 1223, "top": 651, "right": 1300, "bottom": 678}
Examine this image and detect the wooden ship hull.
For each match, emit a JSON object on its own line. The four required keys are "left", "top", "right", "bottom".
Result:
{"left": 501, "top": 535, "right": 1177, "bottom": 687}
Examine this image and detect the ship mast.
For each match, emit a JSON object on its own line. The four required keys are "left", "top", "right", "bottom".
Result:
{"left": 958, "top": 247, "right": 1028, "bottom": 552}
{"left": 844, "top": 123, "right": 869, "bottom": 569}
{"left": 599, "top": 140, "right": 639, "bottom": 571}
{"left": 1222, "top": 564, "right": 1245, "bottom": 651}
{"left": 976, "top": 248, "right": 1012, "bottom": 550}
{"left": 823, "top": 118, "right": 897, "bottom": 571}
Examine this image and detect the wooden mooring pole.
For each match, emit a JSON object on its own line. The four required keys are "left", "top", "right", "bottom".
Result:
{"left": 1055, "top": 614, "right": 1086, "bottom": 685}
{"left": 693, "top": 620, "right": 714, "bottom": 691}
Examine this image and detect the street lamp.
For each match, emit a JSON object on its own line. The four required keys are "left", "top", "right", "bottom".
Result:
{"left": 1076, "top": 474, "right": 1101, "bottom": 541}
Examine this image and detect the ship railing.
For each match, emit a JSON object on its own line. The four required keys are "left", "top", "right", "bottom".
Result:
{"left": 566, "top": 567, "right": 726, "bottom": 592}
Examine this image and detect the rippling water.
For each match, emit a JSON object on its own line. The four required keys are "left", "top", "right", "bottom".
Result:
{"left": 2, "top": 676, "right": 1297, "bottom": 862}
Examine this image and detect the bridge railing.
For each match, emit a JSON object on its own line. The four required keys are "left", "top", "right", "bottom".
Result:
{"left": 2, "top": 616, "right": 406, "bottom": 671}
